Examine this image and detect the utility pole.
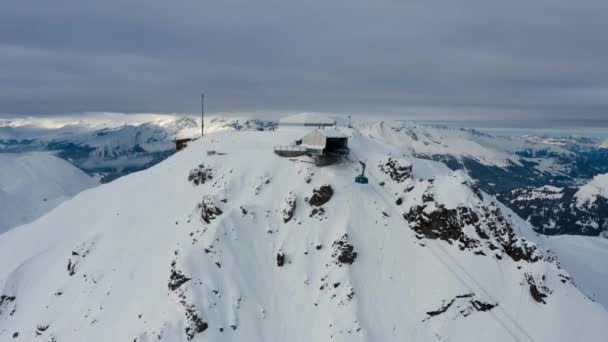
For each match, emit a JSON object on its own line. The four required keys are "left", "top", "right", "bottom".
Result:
{"left": 201, "top": 92, "right": 205, "bottom": 138}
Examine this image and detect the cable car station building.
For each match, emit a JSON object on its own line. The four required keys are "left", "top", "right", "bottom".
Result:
{"left": 274, "top": 128, "right": 350, "bottom": 165}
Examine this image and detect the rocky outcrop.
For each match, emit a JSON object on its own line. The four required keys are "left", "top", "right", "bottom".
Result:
{"left": 332, "top": 235, "right": 357, "bottom": 265}
{"left": 308, "top": 185, "right": 333, "bottom": 206}
{"left": 198, "top": 196, "right": 223, "bottom": 224}
{"left": 404, "top": 199, "right": 540, "bottom": 263}
{"left": 188, "top": 164, "right": 214, "bottom": 186}
{"left": 379, "top": 158, "right": 412, "bottom": 183}
{"left": 282, "top": 192, "right": 297, "bottom": 223}
{"left": 424, "top": 294, "right": 497, "bottom": 321}
{"left": 0, "top": 295, "right": 16, "bottom": 318}
{"left": 276, "top": 251, "right": 285, "bottom": 267}
{"left": 525, "top": 273, "right": 551, "bottom": 304}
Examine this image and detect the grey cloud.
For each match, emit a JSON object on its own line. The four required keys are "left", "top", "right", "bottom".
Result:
{"left": 1, "top": 0, "right": 608, "bottom": 121}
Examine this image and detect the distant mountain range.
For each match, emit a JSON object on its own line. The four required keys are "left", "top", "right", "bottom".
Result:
{"left": 1, "top": 115, "right": 607, "bottom": 237}
{"left": 0, "top": 116, "right": 276, "bottom": 182}
{"left": 357, "top": 120, "right": 608, "bottom": 237}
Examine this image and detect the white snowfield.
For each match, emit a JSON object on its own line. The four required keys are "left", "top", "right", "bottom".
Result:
{"left": 540, "top": 235, "right": 608, "bottom": 309}
{"left": 575, "top": 173, "right": 608, "bottom": 208}
{"left": 0, "top": 153, "right": 98, "bottom": 234}
{"left": 599, "top": 139, "right": 608, "bottom": 149}
{"left": 0, "top": 127, "right": 606, "bottom": 342}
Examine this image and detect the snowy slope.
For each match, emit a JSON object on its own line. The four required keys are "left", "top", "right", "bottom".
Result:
{"left": 575, "top": 174, "right": 608, "bottom": 208}
{"left": 0, "top": 153, "right": 98, "bottom": 234}
{"left": 0, "top": 127, "right": 606, "bottom": 341}
{"left": 541, "top": 235, "right": 608, "bottom": 308}
{"left": 599, "top": 139, "right": 608, "bottom": 149}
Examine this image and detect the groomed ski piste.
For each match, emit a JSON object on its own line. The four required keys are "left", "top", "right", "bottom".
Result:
{"left": 0, "top": 123, "right": 606, "bottom": 341}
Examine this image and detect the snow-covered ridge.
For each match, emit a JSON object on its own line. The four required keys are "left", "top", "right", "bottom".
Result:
{"left": 357, "top": 120, "right": 571, "bottom": 168}
{"left": 575, "top": 174, "right": 608, "bottom": 207}
{"left": 0, "top": 126, "right": 605, "bottom": 341}
{"left": 512, "top": 185, "right": 564, "bottom": 201}
{"left": 0, "top": 153, "right": 98, "bottom": 234}
{"left": 0, "top": 114, "right": 278, "bottom": 182}
{"left": 600, "top": 139, "right": 608, "bottom": 149}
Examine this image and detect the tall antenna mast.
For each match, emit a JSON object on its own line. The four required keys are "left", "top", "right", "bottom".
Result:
{"left": 201, "top": 92, "right": 205, "bottom": 138}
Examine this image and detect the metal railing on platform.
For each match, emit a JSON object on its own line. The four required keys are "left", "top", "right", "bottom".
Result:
{"left": 274, "top": 145, "right": 307, "bottom": 152}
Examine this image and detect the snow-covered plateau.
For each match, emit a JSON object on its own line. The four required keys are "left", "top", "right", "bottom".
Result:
{"left": 0, "top": 126, "right": 606, "bottom": 341}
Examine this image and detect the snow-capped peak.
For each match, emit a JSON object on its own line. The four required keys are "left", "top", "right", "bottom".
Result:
{"left": 575, "top": 174, "right": 608, "bottom": 207}
{"left": 0, "top": 125, "right": 605, "bottom": 341}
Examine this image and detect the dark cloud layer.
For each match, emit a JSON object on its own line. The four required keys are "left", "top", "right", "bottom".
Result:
{"left": 1, "top": 0, "right": 608, "bottom": 120}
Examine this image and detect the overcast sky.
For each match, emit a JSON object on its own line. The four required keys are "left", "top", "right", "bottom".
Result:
{"left": 1, "top": 0, "right": 608, "bottom": 121}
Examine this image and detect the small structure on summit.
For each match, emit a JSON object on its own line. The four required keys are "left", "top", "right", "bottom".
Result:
{"left": 175, "top": 131, "right": 199, "bottom": 151}
{"left": 300, "top": 128, "right": 349, "bottom": 155}
{"left": 274, "top": 128, "right": 350, "bottom": 165}
{"left": 175, "top": 138, "right": 193, "bottom": 151}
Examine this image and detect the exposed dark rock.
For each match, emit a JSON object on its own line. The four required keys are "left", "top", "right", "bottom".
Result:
{"left": 422, "top": 191, "right": 435, "bottom": 203}
{"left": 404, "top": 205, "right": 467, "bottom": 243}
{"left": 404, "top": 199, "right": 540, "bottom": 262}
{"left": 282, "top": 192, "right": 297, "bottom": 223}
{"left": 379, "top": 158, "right": 413, "bottom": 183}
{"left": 12, "top": 332, "right": 18, "bottom": 338}
{"left": 35, "top": 324, "right": 49, "bottom": 336}
{"left": 426, "top": 299, "right": 455, "bottom": 318}
{"left": 467, "top": 181, "right": 484, "bottom": 201}
{"left": 184, "top": 305, "right": 208, "bottom": 340}
{"left": 308, "top": 185, "right": 334, "bottom": 206}
{"left": 276, "top": 251, "right": 285, "bottom": 267}
{"left": 470, "top": 300, "right": 497, "bottom": 311}
{"left": 332, "top": 235, "right": 357, "bottom": 265}
{"left": 168, "top": 268, "right": 191, "bottom": 291}
{"left": 67, "top": 258, "right": 76, "bottom": 276}
{"left": 0, "top": 295, "right": 16, "bottom": 317}
{"left": 425, "top": 294, "right": 497, "bottom": 321}
{"left": 188, "top": 164, "right": 213, "bottom": 186}
{"left": 526, "top": 274, "right": 550, "bottom": 304}
{"left": 309, "top": 207, "right": 326, "bottom": 220}
{"left": 198, "top": 196, "right": 223, "bottom": 224}
{"left": 395, "top": 197, "right": 403, "bottom": 206}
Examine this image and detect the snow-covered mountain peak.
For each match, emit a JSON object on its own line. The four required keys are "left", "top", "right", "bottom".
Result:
{"left": 0, "top": 126, "right": 605, "bottom": 341}
{"left": 357, "top": 120, "right": 529, "bottom": 167}
{"left": 575, "top": 174, "right": 608, "bottom": 208}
